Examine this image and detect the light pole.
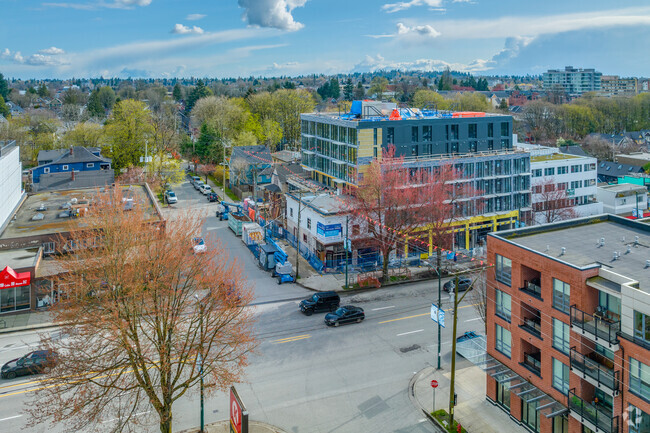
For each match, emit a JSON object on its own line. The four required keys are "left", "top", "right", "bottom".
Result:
{"left": 345, "top": 215, "right": 349, "bottom": 289}
{"left": 437, "top": 251, "right": 442, "bottom": 370}
{"left": 194, "top": 294, "right": 204, "bottom": 433}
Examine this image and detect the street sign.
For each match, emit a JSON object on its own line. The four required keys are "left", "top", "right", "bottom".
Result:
{"left": 431, "top": 303, "right": 446, "bottom": 328}
{"left": 430, "top": 380, "right": 438, "bottom": 388}
{"left": 439, "top": 309, "right": 445, "bottom": 328}
{"left": 230, "top": 386, "right": 248, "bottom": 433}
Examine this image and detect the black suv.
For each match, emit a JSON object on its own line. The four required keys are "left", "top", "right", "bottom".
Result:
{"left": 443, "top": 277, "right": 473, "bottom": 293}
{"left": 299, "top": 291, "right": 340, "bottom": 316}
{"left": 1, "top": 350, "right": 57, "bottom": 379}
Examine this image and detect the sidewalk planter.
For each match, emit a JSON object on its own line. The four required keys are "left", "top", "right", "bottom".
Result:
{"left": 430, "top": 410, "right": 469, "bottom": 433}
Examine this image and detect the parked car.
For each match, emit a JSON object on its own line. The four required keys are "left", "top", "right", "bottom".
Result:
{"left": 190, "top": 176, "right": 200, "bottom": 185}
{"left": 200, "top": 184, "right": 212, "bottom": 195}
{"left": 192, "top": 237, "right": 207, "bottom": 254}
{"left": 194, "top": 181, "right": 205, "bottom": 191}
{"left": 443, "top": 277, "right": 473, "bottom": 293}
{"left": 324, "top": 305, "right": 365, "bottom": 327}
{"left": 207, "top": 192, "right": 219, "bottom": 202}
{"left": 299, "top": 291, "right": 340, "bottom": 316}
{"left": 164, "top": 190, "right": 177, "bottom": 204}
{"left": 1, "top": 350, "right": 58, "bottom": 379}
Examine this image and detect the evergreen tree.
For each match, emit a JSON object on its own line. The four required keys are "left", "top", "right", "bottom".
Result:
{"left": 343, "top": 78, "right": 354, "bottom": 101}
{"left": 37, "top": 84, "right": 50, "bottom": 97}
{"left": 0, "top": 73, "right": 9, "bottom": 100}
{"left": 0, "top": 95, "right": 9, "bottom": 119}
{"left": 172, "top": 82, "right": 182, "bottom": 102}
{"left": 353, "top": 82, "right": 365, "bottom": 100}
{"left": 185, "top": 80, "right": 213, "bottom": 114}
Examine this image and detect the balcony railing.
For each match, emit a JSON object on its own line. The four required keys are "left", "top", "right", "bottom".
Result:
{"left": 520, "top": 280, "right": 542, "bottom": 298}
{"left": 570, "top": 348, "right": 620, "bottom": 395}
{"left": 521, "top": 352, "right": 541, "bottom": 375}
{"left": 570, "top": 305, "right": 620, "bottom": 346}
{"left": 568, "top": 390, "right": 619, "bottom": 433}
{"left": 520, "top": 317, "right": 542, "bottom": 339}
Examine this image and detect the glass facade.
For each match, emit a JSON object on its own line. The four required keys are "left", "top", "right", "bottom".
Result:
{"left": 0, "top": 285, "right": 31, "bottom": 313}
{"left": 553, "top": 278, "right": 571, "bottom": 314}
{"left": 552, "top": 318, "right": 570, "bottom": 355}
{"left": 495, "top": 289, "right": 511, "bottom": 321}
{"left": 495, "top": 254, "right": 512, "bottom": 286}
{"left": 630, "top": 357, "right": 650, "bottom": 400}
{"left": 552, "top": 358, "right": 570, "bottom": 394}
{"left": 495, "top": 324, "right": 511, "bottom": 358}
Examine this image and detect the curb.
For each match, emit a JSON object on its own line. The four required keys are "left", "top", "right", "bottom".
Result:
{"left": 0, "top": 322, "right": 59, "bottom": 334}
{"left": 408, "top": 367, "right": 447, "bottom": 433}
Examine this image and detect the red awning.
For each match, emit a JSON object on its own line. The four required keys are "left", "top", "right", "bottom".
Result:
{"left": 0, "top": 266, "right": 31, "bottom": 289}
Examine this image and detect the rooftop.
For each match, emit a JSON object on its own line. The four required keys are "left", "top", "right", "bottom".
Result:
{"left": 0, "top": 248, "right": 40, "bottom": 271}
{"left": 491, "top": 215, "right": 650, "bottom": 292}
{"left": 0, "top": 185, "right": 159, "bottom": 241}
{"left": 530, "top": 153, "right": 581, "bottom": 163}
{"left": 598, "top": 183, "right": 647, "bottom": 193}
{"left": 288, "top": 193, "right": 349, "bottom": 215}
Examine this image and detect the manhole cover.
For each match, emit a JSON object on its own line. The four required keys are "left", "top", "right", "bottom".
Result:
{"left": 400, "top": 344, "right": 420, "bottom": 353}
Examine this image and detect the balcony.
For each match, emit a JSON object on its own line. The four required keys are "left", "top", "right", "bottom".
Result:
{"left": 570, "top": 305, "right": 620, "bottom": 351}
{"left": 568, "top": 390, "right": 619, "bottom": 433}
{"left": 520, "top": 276, "right": 542, "bottom": 300}
{"left": 569, "top": 348, "right": 620, "bottom": 397}
{"left": 520, "top": 317, "right": 542, "bottom": 339}
{"left": 521, "top": 351, "right": 541, "bottom": 376}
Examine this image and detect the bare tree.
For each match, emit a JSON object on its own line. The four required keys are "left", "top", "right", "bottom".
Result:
{"left": 467, "top": 271, "right": 487, "bottom": 333}
{"left": 26, "top": 185, "right": 256, "bottom": 433}
{"left": 532, "top": 177, "right": 578, "bottom": 224}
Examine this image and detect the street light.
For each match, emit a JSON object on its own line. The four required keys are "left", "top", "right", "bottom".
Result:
{"left": 194, "top": 294, "right": 205, "bottom": 433}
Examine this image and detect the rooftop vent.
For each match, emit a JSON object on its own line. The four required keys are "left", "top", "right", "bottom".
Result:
{"left": 646, "top": 260, "right": 650, "bottom": 268}
{"left": 613, "top": 251, "right": 620, "bottom": 261}
{"left": 560, "top": 247, "right": 566, "bottom": 256}
{"left": 627, "top": 245, "right": 632, "bottom": 254}
{"left": 599, "top": 238, "right": 605, "bottom": 247}
{"left": 635, "top": 236, "right": 640, "bottom": 246}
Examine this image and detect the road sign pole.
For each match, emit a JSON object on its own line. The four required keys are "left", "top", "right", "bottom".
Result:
{"left": 433, "top": 387, "right": 436, "bottom": 413}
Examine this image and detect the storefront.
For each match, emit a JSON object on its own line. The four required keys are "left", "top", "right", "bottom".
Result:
{"left": 0, "top": 266, "right": 31, "bottom": 313}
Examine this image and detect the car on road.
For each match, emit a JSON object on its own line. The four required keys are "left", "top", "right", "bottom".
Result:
{"left": 200, "top": 184, "right": 212, "bottom": 195}
{"left": 1, "top": 350, "right": 58, "bottom": 379}
{"left": 324, "top": 305, "right": 365, "bottom": 327}
{"left": 194, "top": 181, "right": 205, "bottom": 191}
{"left": 164, "top": 190, "right": 177, "bottom": 204}
{"left": 443, "top": 277, "right": 473, "bottom": 293}
{"left": 207, "top": 192, "right": 219, "bottom": 202}
{"left": 192, "top": 237, "right": 207, "bottom": 254}
{"left": 299, "top": 291, "right": 340, "bottom": 316}
{"left": 190, "top": 176, "right": 200, "bottom": 186}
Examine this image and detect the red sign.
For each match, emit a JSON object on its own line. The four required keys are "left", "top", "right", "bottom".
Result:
{"left": 430, "top": 380, "right": 439, "bottom": 388}
{"left": 0, "top": 266, "right": 31, "bottom": 290}
{"left": 230, "top": 386, "right": 248, "bottom": 433}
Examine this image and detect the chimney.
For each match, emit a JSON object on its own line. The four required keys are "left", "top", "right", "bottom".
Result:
{"left": 69, "top": 146, "right": 73, "bottom": 155}
{"left": 71, "top": 170, "right": 75, "bottom": 181}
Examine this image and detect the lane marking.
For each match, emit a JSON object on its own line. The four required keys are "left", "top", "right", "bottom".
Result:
{"left": 378, "top": 303, "right": 478, "bottom": 325}
{"left": 0, "top": 415, "right": 22, "bottom": 422}
{"left": 397, "top": 329, "right": 424, "bottom": 336}
{"left": 271, "top": 334, "right": 311, "bottom": 344}
{"left": 465, "top": 317, "right": 482, "bottom": 322}
{"left": 372, "top": 306, "right": 395, "bottom": 311}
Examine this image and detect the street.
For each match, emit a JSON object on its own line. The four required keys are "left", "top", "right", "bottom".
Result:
{"left": 0, "top": 178, "right": 485, "bottom": 433}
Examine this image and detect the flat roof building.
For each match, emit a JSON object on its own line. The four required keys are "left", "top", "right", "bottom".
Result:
{"left": 542, "top": 66, "right": 602, "bottom": 96}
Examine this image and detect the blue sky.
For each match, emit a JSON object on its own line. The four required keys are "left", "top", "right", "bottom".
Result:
{"left": 1, "top": 0, "right": 649, "bottom": 79}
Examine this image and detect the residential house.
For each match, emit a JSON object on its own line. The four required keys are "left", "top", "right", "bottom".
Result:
{"left": 597, "top": 161, "right": 644, "bottom": 184}
{"left": 229, "top": 145, "right": 273, "bottom": 199}
{"left": 30, "top": 146, "right": 113, "bottom": 191}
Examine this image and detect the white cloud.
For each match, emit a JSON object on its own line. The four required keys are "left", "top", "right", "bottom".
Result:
{"left": 1, "top": 48, "right": 68, "bottom": 66}
{"left": 42, "top": 0, "right": 151, "bottom": 10}
{"left": 38, "top": 46, "right": 66, "bottom": 55}
{"left": 171, "top": 24, "right": 205, "bottom": 35}
{"left": 396, "top": 22, "right": 440, "bottom": 38}
{"left": 186, "top": 14, "right": 206, "bottom": 21}
{"left": 382, "top": 0, "right": 443, "bottom": 14}
{"left": 238, "top": 0, "right": 308, "bottom": 31}
{"left": 352, "top": 53, "right": 490, "bottom": 73}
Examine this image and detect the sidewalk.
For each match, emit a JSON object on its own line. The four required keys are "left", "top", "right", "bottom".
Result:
{"left": 179, "top": 420, "right": 287, "bottom": 433}
{"left": 411, "top": 365, "right": 527, "bottom": 433}
{"left": 0, "top": 310, "right": 56, "bottom": 334}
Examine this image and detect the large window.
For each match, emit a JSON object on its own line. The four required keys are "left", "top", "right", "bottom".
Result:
{"left": 411, "top": 126, "right": 419, "bottom": 142}
{"left": 522, "top": 399, "right": 540, "bottom": 432}
{"left": 495, "top": 254, "right": 512, "bottom": 286}
{"left": 553, "top": 279, "right": 570, "bottom": 314}
{"left": 468, "top": 123, "right": 477, "bottom": 138}
{"left": 386, "top": 127, "right": 394, "bottom": 145}
{"left": 630, "top": 357, "right": 650, "bottom": 400}
{"left": 634, "top": 310, "right": 650, "bottom": 343}
{"left": 501, "top": 122, "right": 510, "bottom": 136}
{"left": 553, "top": 318, "right": 570, "bottom": 355}
{"left": 450, "top": 124, "right": 459, "bottom": 140}
{"left": 495, "top": 324, "right": 511, "bottom": 358}
{"left": 552, "top": 358, "right": 570, "bottom": 394}
{"left": 629, "top": 405, "right": 650, "bottom": 433}
{"left": 495, "top": 289, "right": 511, "bottom": 321}
{"left": 496, "top": 381, "right": 510, "bottom": 410}
{"left": 553, "top": 416, "right": 568, "bottom": 433}
{"left": 423, "top": 125, "right": 432, "bottom": 141}
{"left": 0, "top": 285, "right": 31, "bottom": 313}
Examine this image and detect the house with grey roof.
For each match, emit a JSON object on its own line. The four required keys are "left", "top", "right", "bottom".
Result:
{"left": 30, "top": 146, "right": 113, "bottom": 191}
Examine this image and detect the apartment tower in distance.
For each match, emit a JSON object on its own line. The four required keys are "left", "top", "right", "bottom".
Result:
{"left": 543, "top": 66, "right": 602, "bottom": 96}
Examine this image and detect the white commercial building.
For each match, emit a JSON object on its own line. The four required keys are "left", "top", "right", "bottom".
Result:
{"left": 597, "top": 183, "right": 648, "bottom": 216}
{"left": 0, "top": 141, "right": 24, "bottom": 233}
{"left": 518, "top": 142, "right": 602, "bottom": 225}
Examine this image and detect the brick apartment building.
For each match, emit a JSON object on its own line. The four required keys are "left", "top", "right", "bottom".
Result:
{"left": 486, "top": 214, "right": 650, "bottom": 433}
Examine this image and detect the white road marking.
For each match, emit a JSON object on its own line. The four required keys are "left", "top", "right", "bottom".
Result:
{"left": 372, "top": 306, "right": 395, "bottom": 311}
{"left": 0, "top": 415, "right": 22, "bottom": 422}
{"left": 397, "top": 329, "right": 424, "bottom": 336}
{"left": 206, "top": 226, "right": 226, "bottom": 231}
{"left": 465, "top": 317, "right": 482, "bottom": 322}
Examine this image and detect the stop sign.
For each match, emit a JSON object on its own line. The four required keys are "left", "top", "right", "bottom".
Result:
{"left": 431, "top": 380, "right": 439, "bottom": 388}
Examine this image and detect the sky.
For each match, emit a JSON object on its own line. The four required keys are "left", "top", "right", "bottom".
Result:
{"left": 1, "top": 0, "right": 649, "bottom": 80}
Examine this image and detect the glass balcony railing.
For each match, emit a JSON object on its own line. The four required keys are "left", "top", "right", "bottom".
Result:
{"left": 520, "top": 317, "right": 542, "bottom": 338}
{"left": 570, "top": 348, "right": 620, "bottom": 395}
{"left": 570, "top": 305, "right": 620, "bottom": 345}
{"left": 520, "top": 280, "right": 542, "bottom": 298}
{"left": 522, "top": 352, "right": 541, "bottom": 375}
{"left": 568, "top": 390, "right": 619, "bottom": 433}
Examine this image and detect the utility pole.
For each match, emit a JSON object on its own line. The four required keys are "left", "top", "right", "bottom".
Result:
{"left": 437, "top": 250, "right": 442, "bottom": 370}
{"left": 345, "top": 215, "right": 349, "bottom": 289}
{"left": 194, "top": 295, "right": 205, "bottom": 433}
{"left": 295, "top": 190, "right": 304, "bottom": 280}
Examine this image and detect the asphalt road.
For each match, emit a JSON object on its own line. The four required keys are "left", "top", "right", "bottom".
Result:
{"left": 0, "top": 178, "right": 484, "bottom": 433}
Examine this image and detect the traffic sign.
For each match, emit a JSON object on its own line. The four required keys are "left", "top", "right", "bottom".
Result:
{"left": 430, "top": 303, "right": 446, "bottom": 328}
{"left": 430, "top": 380, "right": 438, "bottom": 388}
{"left": 230, "top": 386, "right": 248, "bottom": 433}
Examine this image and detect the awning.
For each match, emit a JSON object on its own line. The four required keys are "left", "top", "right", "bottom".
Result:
{"left": 0, "top": 266, "right": 31, "bottom": 289}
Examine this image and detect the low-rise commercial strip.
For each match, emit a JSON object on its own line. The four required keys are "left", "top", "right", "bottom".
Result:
{"left": 486, "top": 214, "right": 650, "bottom": 433}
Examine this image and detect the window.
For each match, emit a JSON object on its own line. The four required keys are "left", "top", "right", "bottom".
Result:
{"left": 423, "top": 125, "right": 432, "bottom": 141}
{"left": 373, "top": 147, "right": 378, "bottom": 158}
{"left": 470, "top": 141, "right": 477, "bottom": 152}
{"left": 571, "top": 180, "right": 582, "bottom": 189}
{"left": 386, "top": 127, "right": 394, "bottom": 144}
{"left": 87, "top": 163, "right": 94, "bottom": 168}
{"left": 44, "top": 167, "right": 50, "bottom": 174}
{"left": 496, "top": 381, "right": 511, "bottom": 410}
{"left": 487, "top": 123, "right": 494, "bottom": 138}
{"left": 488, "top": 140, "right": 494, "bottom": 150}
{"left": 450, "top": 124, "right": 459, "bottom": 140}
{"left": 373, "top": 128, "right": 377, "bottom": 146}
{"left": 495, "top": 254, "right": 512, "bottom": 286}
{"left": 495, "top": 324, "right": 511, "bottom": 357}
{"left": 303, "top": 233, "right": 307, "bottom": 242}
{"left": 570, "top": 164, "right": 582, "bottom": 173}
{"left": 495, "top": 289, "right": 511, "bottom": 321}
{"left": 545, "top": 167, "right": 555, "bottom": 176}
{"left": 557, "top": 182, "right": 568, "bottom": 190}
{"left": 553, "top": 318, "right": 570, "bottom": 355}
{"left": 532, "top": 169, "right": 542, "bottom": 177}
{"left": 468, "top": 124, "right": 477, "bottom": 139}
{"left": 629, "top": 404, "right": 650, "bottom": 433}
{"left": 553, "top": 278, "right": 570, "bottom": 314}
{"left": 557, "top": 166, "right": 568, "bottom": 175}
{"left": 533, "top": 185, "right": 542, "bottom": 194}
{"left": 0, "top": 285, "right": 30, "bottom": 313}
{"left": 501, "top": 122, "right": 510, "bottom": 136}
{"left": 553, "top": 416, "right": 568, "bottom": 433}
{"left": 522, "top": 399, "right": 540, "bottom": 432}
{"left": 411, "top": 126, "right": 419, "bottom": 142}
{"left": 307, "top": 218, "right": 311, "bottom": 230}
{"left": 43, "top": 242, "right": 55, "bottom": 255}
{"left": 634, "top": 310, "right": 650, "bottom": 343}
{"left": 62, "top": 165, "right": 69, "bottom": 171}
{"left": 595, "top": 343, "right": 614, "bottom": 361}
{"left": 630, "top": 357, "right": 650, "bottom": 400}
{"left": 290, "top": 208, "right": 294, "bottom": 218}
{"left": 411, "top": 145, "right": 418, "bottom": 156}
{"left": 552, "top": 359, "right": 570, "bottom": 394}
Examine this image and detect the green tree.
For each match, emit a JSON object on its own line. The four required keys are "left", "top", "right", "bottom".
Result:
{"left": 260, "top": 118, "right": 283, "bottom": 151}
{"left": 87, "top": 86, "right": 116, "bottom": 117}
{"left": 0, "top": 73, "right": 9, "bottom": 100}
{"left": 498, "top": 98, "right": 509, "bottom": 112}
{"left": 105, "top": 99, "right": 153, "bottom": 171}
{"left": 353, "top": 82, "right": 365, "bottom": 100}
{"left": 412, "top": 89, "right": 447, "bottom": 110}
{"left": 271, "top": 89, "right": 315, "bottom": 149}
{"left": 343, "top": 78, "right": 354, "bottom": 101}
{"left": 37, "top": 84, "right": 50, "bottom": 98}
{"left": 437, "top": 68, "right": 453, "bottom": 91}
{"left": 194, "top": 122, "right": 222, "bottom": 163}
{"left": 172, "top": 82, "right": 183, "bottom": 102}
{"left": 63, "top": 122, "right": 105, "bottom": 148}
{"left": 369, "top": 76, "right": 389, "bottom": 100}
{"left": 0, "top": 95, "right": 9, "bottom": 119}
{"left": 185, "top": 80, "right": 212, "bottom": 114}
{"left": 62, "top": 88, "right": 87, "bottom": 105}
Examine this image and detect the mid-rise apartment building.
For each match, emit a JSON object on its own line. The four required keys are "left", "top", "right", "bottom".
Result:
{"left": 300, "top": 101, "right": 531, "bottom": 250}
{"left": 543, "top": 66, "right": 602, "bottom": 96}
{"left": 601, "top": 76, "right": 638, "bottom": 97}
{"left": 487, "top": 215, "right": 650, "bottom": 433}
{"left": 0, "top": 141, "right": 24, "bottom": 233}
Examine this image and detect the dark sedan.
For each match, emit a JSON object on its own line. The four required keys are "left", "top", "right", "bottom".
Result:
{"left": 207, "top": 192, "right": 219, "bottom": 202}
{"left": 1, "top": 350, "right": 57, "bottom": 379}
{"left": 324, "top": 306, "right": 365, "bottom": 327}
{"left": 443, "top": 277, "right": 473, "bottom": 293}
